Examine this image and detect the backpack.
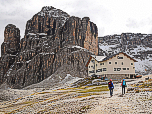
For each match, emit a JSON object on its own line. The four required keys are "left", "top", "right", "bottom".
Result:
{"left": 108, "top": 82, "right": 112, "bottom": 87}
{"left": 123, "top": 81, "right": 126, "bottom": 85}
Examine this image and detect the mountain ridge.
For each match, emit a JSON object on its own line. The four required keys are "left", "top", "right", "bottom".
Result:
{"left": 98, "top": 32, "right": 152, "bottom": 75}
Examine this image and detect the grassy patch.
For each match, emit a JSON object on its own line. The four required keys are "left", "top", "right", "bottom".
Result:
{"left": 37, "top": 92, "right": 51, "bottom": 94}
{"left": 142, "top": 88, "right": 152, "bottom": 92}
{"left": 78, "top": 86, "right": 108, "bottom": 93}
{"left": 135, "top": 89, "right": 140, "bottom": 93}
{"left": 148, "top": 79, "right": 152, "bottom": 82}
{"left": 58, "top": 87, "right": 78, "bottom": 90}
{"left": 149, "top": 96, "right": 152, "bottom": 100}
{"left": 22, "top": 101, "right": 33, "bottom": 104}
{"left": 133, "top": 79, "right": 152, "bottom": 89}
{"left": 56, "top": 86, "right": 91, "bottom": 92}
{"left": 81, "top": 105, "right": 91, "bottom": 110}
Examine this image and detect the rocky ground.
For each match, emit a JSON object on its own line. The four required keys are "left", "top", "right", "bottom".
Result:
{"left": 88, "top": 75, "right": 152, "bottom": 114}
{"left": 0, "top": 75, "right": 152, "bottom": 114}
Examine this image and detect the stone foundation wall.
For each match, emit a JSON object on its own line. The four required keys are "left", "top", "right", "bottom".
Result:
{"left": 106, "top": 74, "right": 128, "bottom": 81}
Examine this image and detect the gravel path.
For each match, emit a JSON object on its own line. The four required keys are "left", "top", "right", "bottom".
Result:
{"left": 88, "top": 75, "right": 152, "bottom": 114}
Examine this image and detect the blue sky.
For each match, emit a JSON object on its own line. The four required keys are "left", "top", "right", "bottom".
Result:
{"left": 1, "top": 0, "right": 152, "bottom": 51}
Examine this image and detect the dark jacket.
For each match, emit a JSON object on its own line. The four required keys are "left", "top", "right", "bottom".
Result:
{"left": 108, "top": 81, "right": 114, "bottom": 89}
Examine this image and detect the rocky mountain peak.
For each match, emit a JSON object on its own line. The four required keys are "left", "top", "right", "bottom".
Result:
{"left": 82, "top": 17, "right": 90, "bottom": 22}
{"left": 3, "top": 24, "right": 20, "bottom": 55}
{"left": 0, "top": 6, "right": 98, "bottom": 89}
{"left": 5, "top": 24, "right": 16, "bottom": 29}
{"left": 38, "top": 6, "right": 70, "bottom": 19}
{"left": 41, "top": 6, "right": 56, "bottom": 11}
{"left": 25, "top": 6, "right": 70, "bottom": 36}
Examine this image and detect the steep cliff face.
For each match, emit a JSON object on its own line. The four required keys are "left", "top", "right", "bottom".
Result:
{"left": 25, "top": 6, "right": 69, "bottom": 35}
{"left": 62, "top": 16, "right": 98, "bottom": 55}
{"left": 0, "top": 24, "right": 20, "bottom": 84}
{"left": 1, "top": 24, "right": 20, "bottom": 56}
{"left": 0, "top": 6, "right": 98, "bottom": 88}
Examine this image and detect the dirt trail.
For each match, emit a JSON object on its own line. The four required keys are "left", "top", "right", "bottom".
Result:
{"left": 88, "top": 75, "right": 152, "bottom": 114}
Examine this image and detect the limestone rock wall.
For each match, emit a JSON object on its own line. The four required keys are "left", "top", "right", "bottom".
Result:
{"left": 62, "top": 16, "right": 98, "bottom": 55}
{"left": 2, "top": 24, "right": 20, "bottom": 55}
{"left": 0, "top": 24, "right": 20, "bottom": 84}
{"left": 0, "top": 6, "right": 98, "bottom": 88}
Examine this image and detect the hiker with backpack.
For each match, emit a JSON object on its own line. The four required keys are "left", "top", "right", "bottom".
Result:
{"left": 121, "top": 79, "right": 127, "bottom": 95}
{"left": 108, "top": 79, "right": 114, "bottom": 97}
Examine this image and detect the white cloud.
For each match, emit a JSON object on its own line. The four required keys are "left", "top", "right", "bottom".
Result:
{"left": 1, "top": 0, "right": 152, "bottom": 55}
{"left": 126, "top": 19, "right": 138, "bottom": 28}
